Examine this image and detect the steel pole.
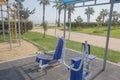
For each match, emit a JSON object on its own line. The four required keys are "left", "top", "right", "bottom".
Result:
{"left": 1, "top": 5, "right": 5, "bottom": 40}
{"left": 103, "top": 1, "right": 114, "bottom": 71}
{"left": 18, "top": 1, "right": 21, "bottom": 46}
{"left": 6, "top": 0, "right": 12, "bottom": 49}
{"left": 14, "top": 11, "right": 18, "bottom": 42}
{"left": 63, "top": 4, "right": 67, "bottom": 38}
{"left": 62, "top": 4, "right": 67, "bottom": 63}
{"left": 55, "top": 8, "right": 57, "bottom": 37}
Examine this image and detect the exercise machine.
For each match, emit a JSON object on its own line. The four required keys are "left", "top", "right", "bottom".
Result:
{"left": 62, "top": 41, "right": 96, "bottom": 80}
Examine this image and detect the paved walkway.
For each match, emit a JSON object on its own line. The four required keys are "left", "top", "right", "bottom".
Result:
{"left": 31, "top": 28, "right": 120, "bottom": 52}
{"left": 0, "top": 49, "right": 120, "bottom": 80}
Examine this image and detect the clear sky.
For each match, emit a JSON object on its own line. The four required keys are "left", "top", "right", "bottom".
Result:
{"left": 9, "top": 0, "right": 120, "bottom": 24}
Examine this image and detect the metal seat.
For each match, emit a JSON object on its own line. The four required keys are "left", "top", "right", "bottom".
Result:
{"left": 35, "top": 38, "right": 64, "bottom": 68}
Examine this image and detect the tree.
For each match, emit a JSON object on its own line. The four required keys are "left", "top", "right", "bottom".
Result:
{"left": 100, "top": 9, "right": 108, "bottom": 22}
{"left": 21, "top": 8, "right": 35, "bottom": 20}
{"left": 13, "top": 0, "right": 35, "bottom": 20}
{"left": 13, "top": 0, "right": 35, "bottom": 34}
{"left": 53, "top": 0, "right": 64, "bottom": 27}
{"left": 96, "top": 15, "right": 102, "bottom": 22}
{"left": 15, "top": 0, "right": 24, "bottom": 9}
{"left": 37, "top": 0, "right": 50, "bottom": 38}
{"left": 112, "top": 11, "right": 119, "bottom": 22}
{"left": 41, "top": 21, "right": 48, "bottom": 36}
{"left": 74, "top": 15, "right": 83, "bottom": 27}
{"left": 118, "top": 13, "right": 120, "bottom": 22}
{"left": 96, "top": 15, "right": 102, "bottom": 32}
{"left": 67, "top": 4, "right": 75, "bottom": 25}
{"left": 14, "top": 0, "right": 24, "bottom": 20}
{"left": 85, "top": 7, "right": 94, "bottom": 22}
{"left": 66, "top": 3, "right": 75, "bottom": 40}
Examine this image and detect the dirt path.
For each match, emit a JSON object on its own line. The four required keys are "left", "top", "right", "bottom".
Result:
{"left": 32, "top": 27, "right": 120, "bottom": 52}
{"left": 0, "top": 40, "right": 38, "bottom": 62}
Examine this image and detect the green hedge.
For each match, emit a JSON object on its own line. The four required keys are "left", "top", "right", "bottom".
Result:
{"left": 25, "top": 21, "right": 33, "bottom": 31}
{"left": 0, "top": 21, "right": 9, "bottom": 30}
{"left": 66, "top": 22, "right": 120, "bottom": 28}
{"left": 0, "top": 20, "right": 33, "bottom": 33}
{"left": 66, "top": 22, "right": 97, "bottom": 28}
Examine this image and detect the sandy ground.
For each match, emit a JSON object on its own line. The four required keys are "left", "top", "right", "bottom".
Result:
{"left": 31, "top": 27, "right": 120, "bottom": 52}
{"left": 0, "top": 40, "right": 38, "bottom": 62}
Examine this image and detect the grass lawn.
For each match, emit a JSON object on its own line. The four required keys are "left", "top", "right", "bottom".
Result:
{"left": 48, "top": 26, "right": 64, "bottom": 29}
{"left": 23, "top": 31, "right": 120, "bottom": 63}
{"left": 62, "top": 26, "right": 120, "bottom": 38}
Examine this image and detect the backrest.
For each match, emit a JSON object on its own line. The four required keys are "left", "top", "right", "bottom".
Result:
{"left": 53, "top": 38, "right": 64, "bottom": 60}
{"left": 82, "top": 43, "right": 90, "bottom": 54}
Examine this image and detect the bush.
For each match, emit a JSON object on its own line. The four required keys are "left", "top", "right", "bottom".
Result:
{"left": 66, "top": 22, "right": 120, "bottom": 28}
{"left": 0, "top": 20, "right": 33, "bottom": 33}
{"left": 66, "top": 22, "right": 97, "bottom": 28}
{"left": 101, "top": 22, "right": 108, "bottom": 26}
{"left": 101, "top": 22, "right": 120, "bottom": 27}
{"left": 25, "top": 21, "right": 33, "bottom": 31}
{"left": 0, "top": 21, "right": 9, "bottom": 30}
{"left": 40, "top": 21, "right": 48, "bottom": 31}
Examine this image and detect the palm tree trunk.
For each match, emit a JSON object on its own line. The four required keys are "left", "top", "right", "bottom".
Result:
{"left": 87, "top": 14, "right": 89, "bottom": 22}
{"left": 116, "top": 17, "right": 118, "bottom": 22}
{"left": 68, "top": 11, "right": 70, "bottom": 23}
{"left": 89, "top": 14, "right": 90, "bottom": 22}
{"left": 58, "top": 9, "right": 61, "bottom": 27}
{"left": 43, "top": 4, "right": 45, "bottom": 38}
{"left": 103, "top": 16, "right": 105, "bottom": 22}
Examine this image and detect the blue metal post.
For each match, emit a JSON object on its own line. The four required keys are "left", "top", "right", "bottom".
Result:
{"left": 70, "top": 57, "right": 83, "bottom": 80}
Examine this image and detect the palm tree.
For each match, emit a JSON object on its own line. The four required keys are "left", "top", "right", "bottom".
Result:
{"left": 74, "top": 15, "right": 83, "bottom": 27}
{"left": 118, "top": 13, "right": 120, "bottom": 22}
{"left": 96, "top": 15, "right": 102, "bottom": 30}
{"left": 67, "top": 3, "right": 75, "bottom": 39}
{"left": 100, "top": 9, "right": 108, "bottom": 22}
{"left": 67, "top": 4, "right": 75, "bottom": 24}
{"left": 37, "top": 0, "right": 50, "bottom": 38}
{"left": 85, "top": 7, "right": 94, "bottom": 22}
{"left": 112, "top": 11, "right": 119, "bottom": 22}
{"left": 53, "top": 0, "right": 64, "bottom": 27}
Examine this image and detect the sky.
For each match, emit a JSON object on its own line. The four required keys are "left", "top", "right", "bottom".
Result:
{"left": 6, "top": 0, "right": 120, "bottom": 24}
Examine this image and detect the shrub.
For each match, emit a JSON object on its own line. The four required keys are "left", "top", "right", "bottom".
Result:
{"left": 41, "top": 21, "right": 48, "bottom": 31}
{"left": 0, "top": 20, "right": 33, "bottom": 34}
{"left": 66, "top": 22, "right": 97, "bottom": 28}
{"left": 66, "top": 22, "right": 120, "bottom": 28}
{"left": 25, "top": 21, "right": 33, "bottom": 31}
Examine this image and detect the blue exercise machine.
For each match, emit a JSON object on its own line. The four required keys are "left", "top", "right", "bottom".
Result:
{"left": 35, "top": 36, "right": 95, "bottom": 80}
{"left": 35, "top": 37, "right": 95, "bottom": 80}
{"left": 61, "top": 40, "right": 96, "bottom": 80}
{"left": 35, "top": 37, "right": 64, "bottom": 68}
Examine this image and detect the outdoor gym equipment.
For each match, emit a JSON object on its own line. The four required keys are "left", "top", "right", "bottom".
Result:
{"left": 35, "top": 37, "right": 64, "bottom": 68}
{"left": 6, "top": 0, "right": 12, "bottom": 49}
{"left": 0, "top": 3, "right": 5, "bottom": 40}
{"left": 61, "top": 0, "right": 120, "bottom": 77}
{"left": 61, "top": 40, "right": 96, "bottom": 80}
{"left": 0, "top": 0, "right": 22, "bottom": 49}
